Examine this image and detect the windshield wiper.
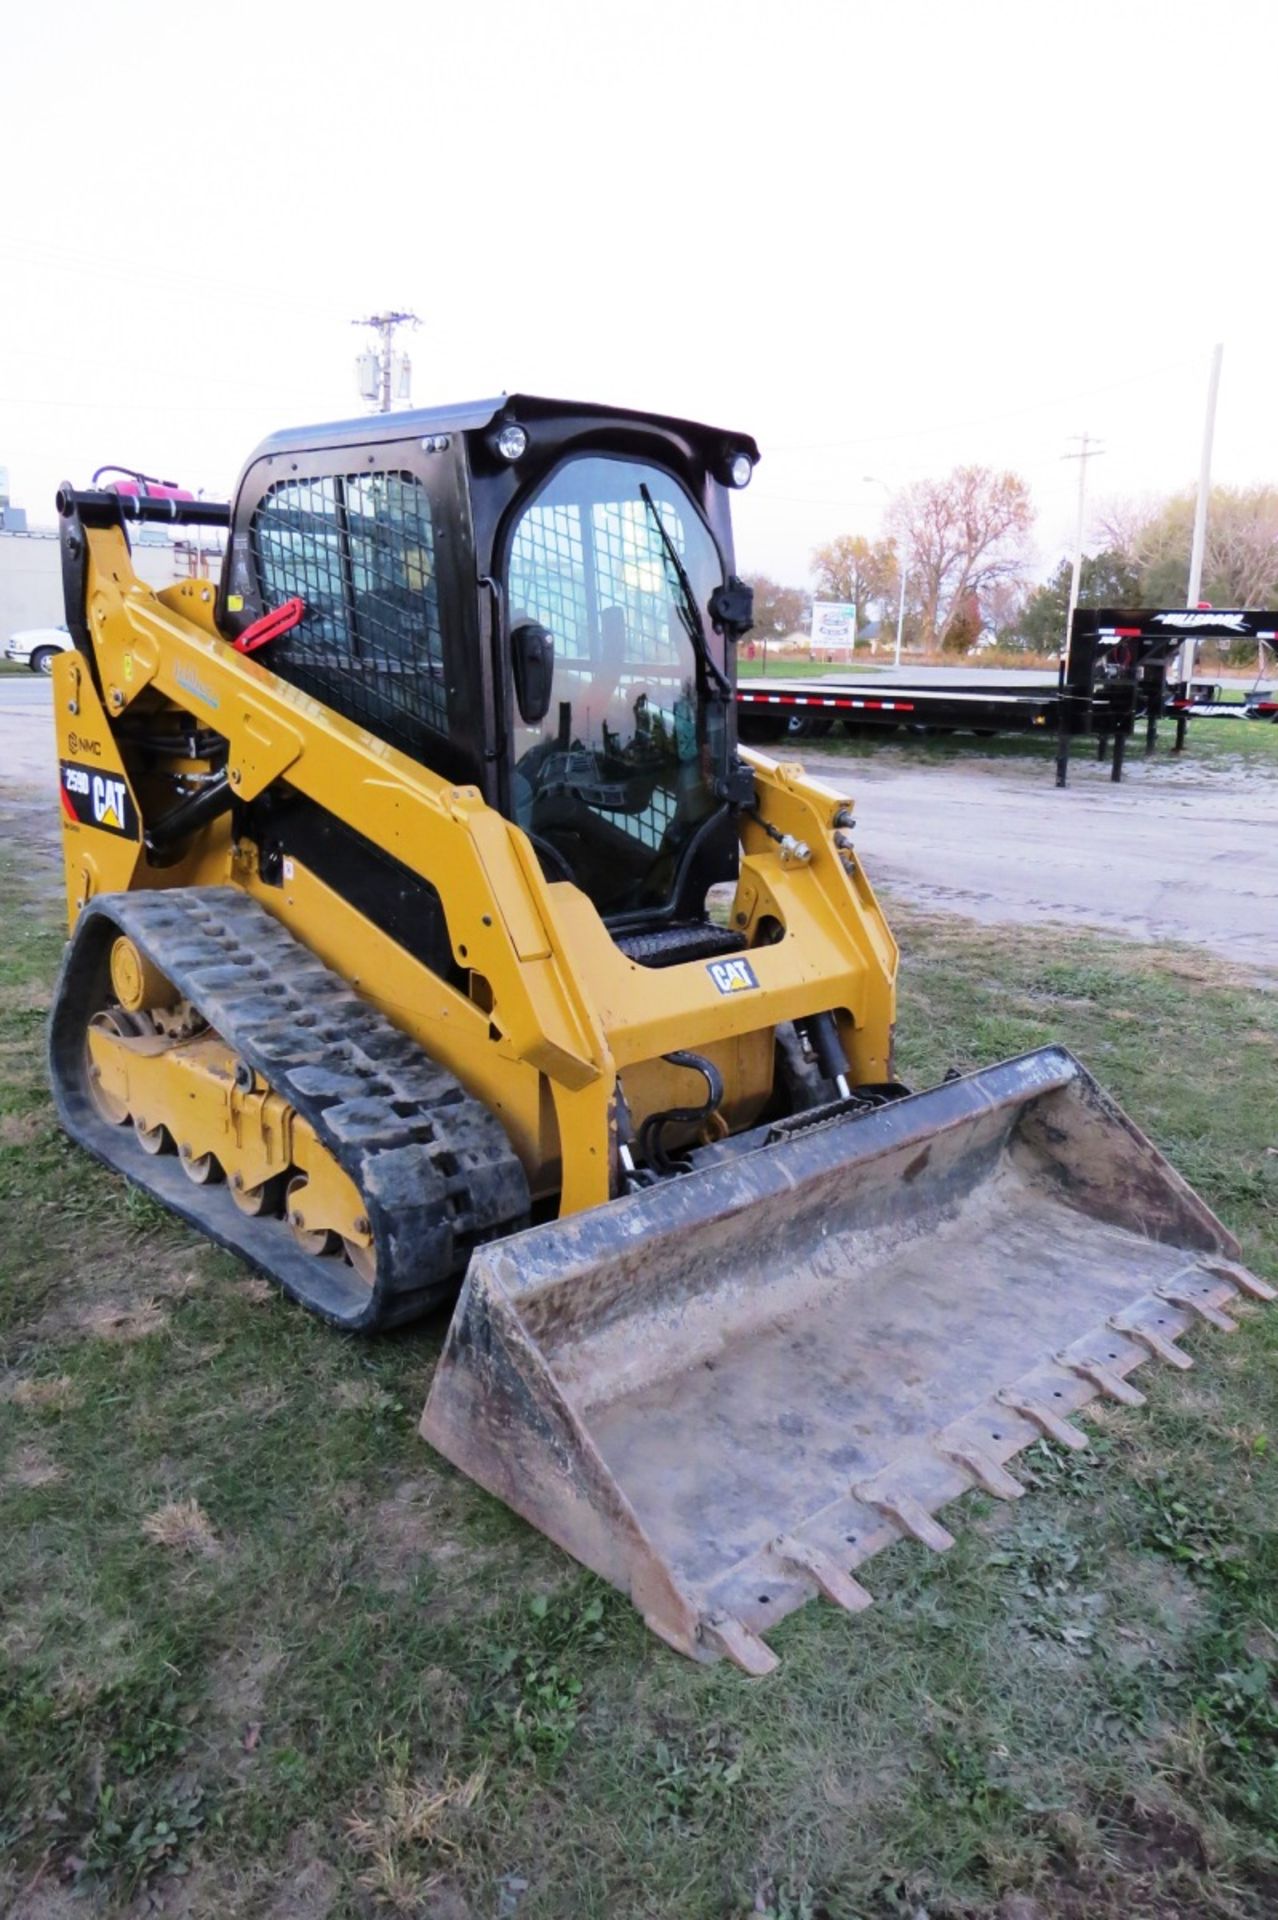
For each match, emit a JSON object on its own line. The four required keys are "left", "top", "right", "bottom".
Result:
{"left": 638, "top": 484, "right": 733, "bottom": 700}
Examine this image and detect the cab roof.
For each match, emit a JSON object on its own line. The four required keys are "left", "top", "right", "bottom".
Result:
{"left": 243, "top": 393, "right": 760, "bottom": 467}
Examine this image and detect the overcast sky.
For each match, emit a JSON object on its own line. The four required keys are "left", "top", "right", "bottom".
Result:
{"left": 2, "top": 0, "right": 1274, "bottom": 586}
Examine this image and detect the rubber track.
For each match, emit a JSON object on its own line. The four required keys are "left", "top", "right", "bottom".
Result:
{"left": 48, "top": 887, "right": 530, "bottom": 1330}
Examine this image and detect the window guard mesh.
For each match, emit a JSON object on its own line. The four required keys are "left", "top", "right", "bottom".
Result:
{"left": 509, "top": 496, "right": 686, "bottom": 666}
{"left": 251, "top": 470, "right": 448, "bottom": 756}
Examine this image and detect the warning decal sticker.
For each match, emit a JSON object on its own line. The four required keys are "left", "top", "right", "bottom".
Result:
{"left": 59, "top": 762, "right": 139, "bottom": 840}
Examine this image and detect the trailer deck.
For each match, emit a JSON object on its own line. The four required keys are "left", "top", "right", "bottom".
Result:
{"left": 737, "top": 609, "right": 1278, "bottom": 784}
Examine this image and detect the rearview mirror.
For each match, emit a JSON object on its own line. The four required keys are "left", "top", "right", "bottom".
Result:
{"left": 512, "top": 620, "right": 554, "bottom": 725}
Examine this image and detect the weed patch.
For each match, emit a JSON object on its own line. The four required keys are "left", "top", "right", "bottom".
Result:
{"left": 474, "top": 1590, "right": 615, "bottom": 1769}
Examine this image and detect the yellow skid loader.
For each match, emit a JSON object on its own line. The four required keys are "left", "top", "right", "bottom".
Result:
{"left": 49, "top": 397, "right": 1270, "bottom": 1673}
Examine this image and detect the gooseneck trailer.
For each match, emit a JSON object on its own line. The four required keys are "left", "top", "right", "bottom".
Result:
{"left": 736, "top": 609, "right": 1278, "bottom": 784}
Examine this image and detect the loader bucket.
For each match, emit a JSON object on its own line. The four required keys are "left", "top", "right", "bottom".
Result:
{"left": 421, "top": 1046, "right": 1271, "bottom": 1671}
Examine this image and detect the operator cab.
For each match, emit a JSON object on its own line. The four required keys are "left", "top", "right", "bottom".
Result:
{"left": 223, "top": 396, "right": 758, "bottom": 942}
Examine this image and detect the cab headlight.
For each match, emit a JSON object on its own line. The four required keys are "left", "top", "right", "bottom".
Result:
{"left": 494, "top": 421, "right": 528, "bottom": 462}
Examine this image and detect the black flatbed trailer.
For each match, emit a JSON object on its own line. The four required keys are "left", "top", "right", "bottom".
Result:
{"left": 736, "top": 609, "right": 1278, "bottom": 785}
{"left": 737, "top": 672, "right": 1060, "bottom": 740}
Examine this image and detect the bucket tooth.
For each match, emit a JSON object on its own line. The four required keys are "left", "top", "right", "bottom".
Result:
{"left": 1201, "top": 1259, "right": 1276, "bottom": 1304}
{"left": 1056, "top": 1353, "right": 1147, "bottom": 1407}
{"left": 698, "top": 1610, "right": 779, "bottom": 1677}
{"left": 1108, "top": 1314, "right": 1194, "bottom": 1371}
{"left": 942, "top": 1443, "right": 1026, "bottom": 1500}
{"left": 996, "top": 1387, "right": 1091, "bottom": 1452}
{"left": 771, "top": 1534, "right": 874, "bottom": 1614}
{"left": 856, "top": 1487, "right": 955, "bottom": 1554}
{"left": 1156, "top": 1284, "right": 1239, "bottom": 1333}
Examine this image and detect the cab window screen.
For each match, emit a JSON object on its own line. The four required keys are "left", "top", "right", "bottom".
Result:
{"left": 506, "top": 456, "right": 726, "bottom": 915}
{"left": 251, "top": 470, "right": 448, "bottom": 750}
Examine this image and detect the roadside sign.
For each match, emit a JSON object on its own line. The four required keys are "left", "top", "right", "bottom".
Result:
{"left": 811, "top": 601, "right": 856, "bottom": 654}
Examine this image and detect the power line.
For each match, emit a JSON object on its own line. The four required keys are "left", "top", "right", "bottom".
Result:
{"left": 762, "top": 358, "right": 1199, "bottom": 456}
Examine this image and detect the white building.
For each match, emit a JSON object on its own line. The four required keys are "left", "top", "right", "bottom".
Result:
{"left": 1, "top": 523, "right": 224, "bottom": 635}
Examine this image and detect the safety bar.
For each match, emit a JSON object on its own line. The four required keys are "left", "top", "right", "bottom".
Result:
{"left": 55, "top": 485, "right": 231, "bottom": 530}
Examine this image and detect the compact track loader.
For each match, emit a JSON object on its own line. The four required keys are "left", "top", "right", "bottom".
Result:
{"left": 49, "top": 396, "right": 1270, "bottom": 1672}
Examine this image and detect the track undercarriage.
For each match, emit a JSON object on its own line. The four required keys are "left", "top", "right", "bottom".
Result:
{"left": 50, "top": 888, "right": 529, "bottom": 1331}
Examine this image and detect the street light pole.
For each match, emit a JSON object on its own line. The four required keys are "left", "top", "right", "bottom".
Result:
{"left": 1061, "top": 433, "right": 1104, "bottom": 680}
{"left": 1182, "top": 342, "right": 1224, "bottom": 689}
{"left": 894, "top": 561, "right": 907, "bottom": 669}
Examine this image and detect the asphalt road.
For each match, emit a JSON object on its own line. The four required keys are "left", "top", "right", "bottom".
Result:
{"left": 3, "top": 677, "right": 1272, "bottom": 977}
{"left": 796, "top": 745, "right": 1276, "bottom": 978}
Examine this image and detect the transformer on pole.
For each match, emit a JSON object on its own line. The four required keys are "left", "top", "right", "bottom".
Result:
{"left": 351, "top": 311, "right": 420, "bottom": 413}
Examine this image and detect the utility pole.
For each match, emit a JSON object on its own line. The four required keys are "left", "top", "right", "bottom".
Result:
{"left": 1061, "top": 433, "right": 1105, "bottom": 674}
{"left": 893, "top": 558, "right": 908, "bottom": 670}
{"left": 1182, "top": 342, "right": 1224, "bottom": 688}
{"left": 352, "top": 311, "right": 419, "bottom": 413}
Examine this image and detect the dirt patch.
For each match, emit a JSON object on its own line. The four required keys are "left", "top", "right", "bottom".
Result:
{"left": 17, "top": 1231, "right": 214, "bottom": 1346}
{"left": 2, "top": 1373, "right": 80, "bottom": 1412}
{"left": 28, "top": 1285, "right": 174, "bottom": 1345}
{"left": 81, "top": 1296, "right": 171, "bottom": 1341}
{"left": 1104, "top": 1797, "right": 1208, "bottom": 1876}
{"left": 5, "top": 1883, "right": 85, "bottom": 1920}
{"left": 263, "top": 1851, "right": 341, "bottom": 1920}
{"left": 228, "top": 1276, "right": 274, "bottom": 1305}
{"left": 0, "top": 1111, "right": 47, "bottom": 1146}
{"left": 4, "top": 1441, "right": 64, "bottom": 1488}
{"left": 210, "top": 1637, "right": 286, "bottom": 1730}
{"left": 1109, "top": 1550, "right": 1204, "bottom": 1637}
{"left": 360, "top": 1479, "right": 512, "bottom": 1601}
{"left": 1244, "top": 1622, "right": 1278, "bottom": 1661}
{"left": 999, "top": 1798, "right": 1217, "bottom": 1920}
{"left": 150, "top": 1267, "right": 208, "bottom": 1300}
{"left": 365, "top": 1479, "right": 438, "bottom": 1589}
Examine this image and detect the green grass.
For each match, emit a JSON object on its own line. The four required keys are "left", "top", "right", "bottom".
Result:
{"left": 2, "top": 853, "right": 1277, "bottom": 1918}
{"left": 1178, "top": 715, "right": 1278, "bottom": 768}
{"left": 776, "top": 712, "right": 1278, "bottom": 776}
{"left": 740, "top": 657, "right": 869, "bottom": 680}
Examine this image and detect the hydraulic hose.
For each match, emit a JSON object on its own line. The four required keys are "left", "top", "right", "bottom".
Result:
{"left": 637, "top": 1050, "right": 726, "bottom": 1176}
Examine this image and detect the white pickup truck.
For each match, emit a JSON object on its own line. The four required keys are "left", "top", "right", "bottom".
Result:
{"left": 4, "top": 625, "right": 71, "bottom": 674}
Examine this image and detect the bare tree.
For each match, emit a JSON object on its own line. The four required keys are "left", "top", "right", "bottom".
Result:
{"left": 1209, "top": 487, "right": 1278, "bottom": 605}
{"left": 981, "top": 576, "right": 1029, "bottom": 641}
{"left": 1095, "top": 485, "right": 1278, "bottom": 609}
{"left": 886, "top": 467, "right": 1033, "bottom": 650}
{"left": 1092, "top": 493, "right": 1161, "bottom": 560}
